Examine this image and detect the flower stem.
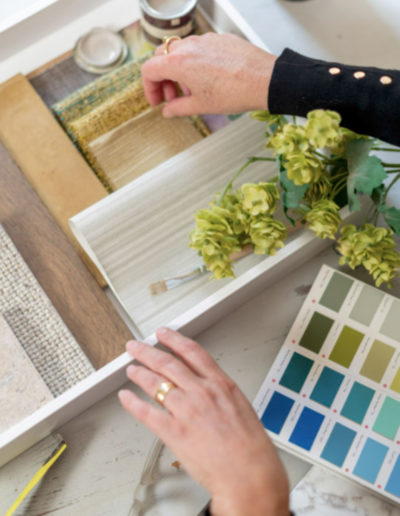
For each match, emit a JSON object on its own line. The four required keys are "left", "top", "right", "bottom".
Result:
{"left": 372, "top": 147, "right": 400, "bottom": 152}
{"left": 384, "top": 173, "right": 400, "bottom": 201}
{"left": 381, "top": 162, "right": 400, "bottom": 167}
{"left": 217, "top": 156, "right": 275, "bottom": 205}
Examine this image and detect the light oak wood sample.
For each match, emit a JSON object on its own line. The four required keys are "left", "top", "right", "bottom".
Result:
{"left": 89, "top": 106, "right": 207, "bottom": 189}
{"left": 0, "top": 74, "right": 107, "bottom": 285}
{"left": 0, "top": 141, "right": 131, "bottom": 369}
{"left": 71, "top": 115, "right": 285, "bottom": 338}
{"left": 0, "top": 315, "right": 53, "bottom": 433}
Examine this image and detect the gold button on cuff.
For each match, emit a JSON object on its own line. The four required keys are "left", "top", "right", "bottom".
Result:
{"left": 329, "top": 67, "right": 341, "bottom": 75}
{"left": 353, "top": 71, "right": 366, "bottom": 79}
{"left": 380, "top": 75, "right": 392, "bottom": 85}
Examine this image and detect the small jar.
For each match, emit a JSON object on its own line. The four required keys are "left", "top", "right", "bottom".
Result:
{"left": 139, "top": 0, "right": 197, "bottom": 44}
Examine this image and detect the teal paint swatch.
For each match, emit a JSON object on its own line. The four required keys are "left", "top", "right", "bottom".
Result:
{"left": 385, "top": 455, "right": 400, "bottom": 497}
{"left": 380, "top": 299, "right": 400, "bottom": 341}
{"left": 353, "top": 438, "right": 388, "bottom": 483}
{"left": 299, "top": 312, "right": 334, "bottom": 354}
{"left": 310, "top": 367, "right": 344, "bottom": 408}
{"left": 373, "top": 397, "right": 400, "bottom": 440}
{"left": 279, "top": 352, "right": 313, "bottom": 393}
{"left": 350, "top": 284, "right": 384, "bottom": 326}
{"left": 341, "top": 382, "right": 374, "bottom": 424}
{"left": 319, "top": 272, "right": 353, "bottom": 312}
{"left": 321, "top": 423, "right": 356, "bottom": 467}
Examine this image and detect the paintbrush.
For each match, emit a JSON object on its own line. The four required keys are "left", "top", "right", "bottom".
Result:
{"left": 149, "top": 244, "right": 254, "bottom": 295}
{"left": 149, "top": 221, "right": 304, "bottom": 295}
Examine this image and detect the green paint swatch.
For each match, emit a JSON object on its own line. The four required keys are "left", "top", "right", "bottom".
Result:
{"left": 360, "top": 340, "right": 395, "bottom": 383}
{"left": 373, "top": 397, "right": 400, "bottom": 440}
{"left": 299, "top": 312, "right": 334, "bottom": 354}
{"left": 350, "top": 284, "right": 384, "bottom": 326}
{"left": 329, "top": 326, "right": 364, "bottom": 368}
{"left": 279, "top": 352, "right": 314, "bottom": 393}
{"left": 391, "top": 368, "right": 400, "bottom": 394}
{"left": 380, "top": 299, "right": 400, "bottom": 341}
{"left": 319, "top": 272, "right": 353, "bottom": 312}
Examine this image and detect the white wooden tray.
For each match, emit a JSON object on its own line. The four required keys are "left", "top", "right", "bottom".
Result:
{"left": 0, "top": 0, "right": 363, "bottom": 468}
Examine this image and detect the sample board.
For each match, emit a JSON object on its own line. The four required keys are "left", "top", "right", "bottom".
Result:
{"left": 254, "top": 265, "right": 400, "bottom": 504}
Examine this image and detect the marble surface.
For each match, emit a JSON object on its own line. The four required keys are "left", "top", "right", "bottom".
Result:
{"left": 291, "top": 466, "right": 400, "bottom": 516}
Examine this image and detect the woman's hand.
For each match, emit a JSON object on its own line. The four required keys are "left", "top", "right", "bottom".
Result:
{"left": 119, "top": 327, "right": 289, "bottom": 516}
{"left": 141, "top": 33, "right": 277, "bottom": 118}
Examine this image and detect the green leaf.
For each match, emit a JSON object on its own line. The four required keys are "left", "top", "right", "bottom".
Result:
{"left": 379, "top": 205, "right": 400, "bottom": 235}
{"left": 346, "top": 139, "right": 387, "bottom": 212}
{"left": 279, "top": 162, "right": 309, "bottom": 224}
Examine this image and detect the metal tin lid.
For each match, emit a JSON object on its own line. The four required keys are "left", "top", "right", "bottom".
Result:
{"left": 74, "top": 28, "right": 128, "bottom": 74}
{"left": 139, "top": 0, "right": 197, "bottom": 20}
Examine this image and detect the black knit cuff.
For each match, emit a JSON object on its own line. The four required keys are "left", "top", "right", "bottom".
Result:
{"left": 268, "top": 48, "right": 400, "bottom": 146}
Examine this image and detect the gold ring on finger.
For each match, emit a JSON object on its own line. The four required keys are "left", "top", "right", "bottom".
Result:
{"left": 163, "top": 35, "right": 181, "bottom": 55}
{"left": 154, "top": 381, "right": 176, "bottom": 406}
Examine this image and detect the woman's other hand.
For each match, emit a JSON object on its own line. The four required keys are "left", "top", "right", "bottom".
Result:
{"left": 119, "top": 327, "right": 289, "bottom": 516}
{"left": 141, "top": 33, "right": 277, "bottom": 118}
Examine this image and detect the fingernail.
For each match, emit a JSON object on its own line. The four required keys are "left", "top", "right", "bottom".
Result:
{"left": 118, "top": 389, "right": 130, "bottom": 402}
{"left": 126, "top": 364, "right": 136, "bottom": 376}
{"left": 126, "top": 340, "right": 140, "bottom": 353}
{"left": 157, "top": 327, "right": 169, "bottom": 335}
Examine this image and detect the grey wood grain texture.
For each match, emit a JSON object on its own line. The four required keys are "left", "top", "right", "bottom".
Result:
{"left": 29, "top": 55, "right": 97, "bottom": 107}
{"left": 0, "top": 315, "right": 53, "bottom": 433}
{"left": 72, "top": 115, "right": 284, "bottom": 338}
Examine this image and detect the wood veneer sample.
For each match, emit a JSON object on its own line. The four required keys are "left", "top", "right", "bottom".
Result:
{"left": 0, "top": 142, "right": 131, "bottom": 368}
{"left": 89, "top": 106, "right": 207, "bottom": 189}
{"left": 0, "top": 315, "right": 53, "bottom": 433}
{"left": 0, "top": 74, "right": 107, "bottom": 285}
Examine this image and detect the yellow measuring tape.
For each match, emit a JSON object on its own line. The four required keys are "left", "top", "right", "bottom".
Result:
{"left": 5, "top": 441, "right": 67, "bottom": 516}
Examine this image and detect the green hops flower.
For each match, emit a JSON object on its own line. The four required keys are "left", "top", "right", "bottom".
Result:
{"left": 304, "top": 174, "right": 333, "bottom": 204}
{"left": 337, "top": 224, "right": 400, "bottom": 286}
{"left": 305, "top": 109, "right": 341, "bottom": 148}
{"left": 241, "top": 182, "right": 280, "bottom": 216}
{"left": 219, "top": 191, "right": 250, "bottom": 236}
{"left": 249, "top": 216, "right": 287, "bottom": 255}
{"left": 268, "top": 124, "right": 309, "bottom": 156}
{"left": 190, "top": 207, "right": 240, "bottom": 279}
{"left": 285, "top": 151, "right": 323, "bottom": 185}
{"left": 305, "top": 200, "right": 341, "bottom": 239}
{"left": 329, "top": 127, "right": 367, "bottom": 156}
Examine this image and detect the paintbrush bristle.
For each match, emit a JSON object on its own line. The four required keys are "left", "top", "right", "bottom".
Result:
{"left": 149, "top": 280, "right": 168, "bottom": 296}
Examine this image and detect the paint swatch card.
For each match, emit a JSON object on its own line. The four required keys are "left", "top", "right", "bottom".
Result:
{"left": 254, "top": 265, "right": 400, "bottom": 504}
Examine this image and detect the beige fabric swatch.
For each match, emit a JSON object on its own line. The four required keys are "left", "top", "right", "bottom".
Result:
{"left": 0, "top": 315, "right": 53, "bottom": 433}
{"left": 0, "top": 226, "right": 94, "bottom": 396}
{"left": 88, "top": 106, "right": 207, "bottom": 190}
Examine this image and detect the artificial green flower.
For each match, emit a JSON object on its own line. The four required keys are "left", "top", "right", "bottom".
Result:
{"left": 190, "top": 207, "right": 240, "bottom": 279}
{"left": 305, "top": 109, "right": 341, "bottom": 148}
{"left": 268, "top": 124, "right": 309, "bottom": 156}
{"left": 337, "top": 224, "right": 400, "bottom": 286}
{"left": 249, "top": 216, "right": 287, "bottom": 255}
{"left": 284, "top": 151, "right": 323, "bottom": 185}
{"left": 304, "top": 174, "right": 333, "bottom": 204}
{"left": 305, "top": 199, "right": 341, "bottom": 239}
{"left": 241, "top": 182, "right": 280, "bottom": 216}
{"left": 330, "top": 127, "right": 367, "bottom": 156}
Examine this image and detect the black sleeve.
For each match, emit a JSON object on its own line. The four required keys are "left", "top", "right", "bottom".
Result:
{"left": 268, "top": 48, "right": 400, "bottom": 146}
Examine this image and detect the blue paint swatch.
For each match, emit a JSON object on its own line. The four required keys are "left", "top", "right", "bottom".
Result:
{"left": 353, "top": 438, "right": 388, "bottom": 483}
{"left": 279, "top": 352, "right": 314, "bottom": 393}
{"left": 385, "top": 455, "right": 400, "bottom": 497}
{"left": 289, "top": 407, "right": 324, "bottom": 450}
{"left": 310, "top": 367, "right": 344, "bottom": 407}
{"left": 341, "top": 382, "right": 375, "bottom": 424}
{"left": 261, "top": 391, "right": 294, "bottom": 434}
{"left": 321, "top": 423, "right": 356, "bottom": 467}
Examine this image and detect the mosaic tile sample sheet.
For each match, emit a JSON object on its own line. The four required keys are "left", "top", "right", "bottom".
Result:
{"left": 254, "top": 265, "right": 400, "bottom": 504}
